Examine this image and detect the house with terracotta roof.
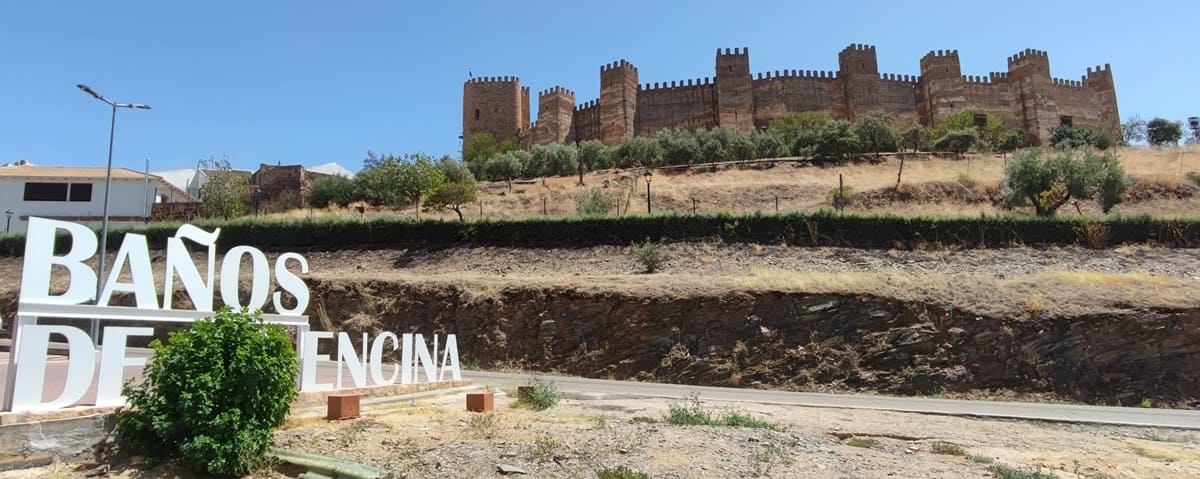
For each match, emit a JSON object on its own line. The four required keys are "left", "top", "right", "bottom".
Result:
{"left": 0, "top": 163, "right": 195, "bottom": 234}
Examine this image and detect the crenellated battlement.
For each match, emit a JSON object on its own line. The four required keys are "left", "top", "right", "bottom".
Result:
{"left": 538, "top": 85, "right": 575, "bottom": 98}
{"left": 989, "top": 72, "right": 1010, "bottom": 83}
{"left": 1051, "top": 77, "right": 1084, "bottom": 88}
{"left": 1007, "top": 49, "right": 1049, "bottom": 67}
{"left": 841, "top": 43, "right": 876, "bottom": 54}
{"left": 601, "top": 59, "right": 637, "bottom": 73}
{"left": 465, "top": 75, "right": 521, "bottom": 85}
{"left": 880, "top": 73, "right": 918, "bottom": 83}
{"left": 921, "top": 49, "right": 960, "bottom": 62}
{"left": 640, "top": 78, "right": 715, "bottom": 92}
{"left": 754, "top": 70, "right": 839, "bottom": 80}
{"left": 716, "top": 47, "right": 749, "bottom": 56}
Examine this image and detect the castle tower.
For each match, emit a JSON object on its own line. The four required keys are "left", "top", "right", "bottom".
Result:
{"left": 838, "top": 44, "right": 881, "bottom": 120}
{"left": 1084, "top": 64, "right": 1121, "bottom": 142}
{"left": 715, "top": 48, "right": 754, "bottom": 133}
{"left": 1007, "top": 49, "right": 1055, "bottom": 144}
{"left": 462, "top": 76, "right": 527, "bottom": 143}
{"left": 599, "top": 59, "right": 639, "bottom": 145}
{"left": 917, "top": 50, "right": 963, "bottom": 125}
{"left": 536, "top": 86, "right": 576, "bottom": 144}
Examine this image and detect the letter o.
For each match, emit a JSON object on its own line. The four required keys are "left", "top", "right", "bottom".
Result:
{"left": 219, "top": 246, "right": 270, "bottom": 310}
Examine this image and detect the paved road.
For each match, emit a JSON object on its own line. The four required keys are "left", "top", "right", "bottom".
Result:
{"left": 4, "top": 341, "right": 1198, "bottom": 430}
{"left": 463, "top": 370, "right": 1200, "bottom": 431}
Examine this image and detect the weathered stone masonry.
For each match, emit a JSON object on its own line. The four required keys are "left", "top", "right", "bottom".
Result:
{"left": 462, "top": 44, "right": 1120, "bottom": 149}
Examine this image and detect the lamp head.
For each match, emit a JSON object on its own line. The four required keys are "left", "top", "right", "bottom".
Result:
{"left": 76, "top": 84, "right": 103, "bottom": 100}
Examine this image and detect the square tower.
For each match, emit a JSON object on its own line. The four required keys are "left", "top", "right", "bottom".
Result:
{"left": 716, "top": 48, "right": 754, "bottom": 133}
{"left": 600, "top": 59, "right": 639, "bottom": 145}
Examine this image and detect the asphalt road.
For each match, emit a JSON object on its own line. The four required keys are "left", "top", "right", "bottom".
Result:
{"left": 3, "top": 341, "right": 1198, "bottom": 430}
{"left": 462, "top": 370, "right": 1200, "bottom": 431}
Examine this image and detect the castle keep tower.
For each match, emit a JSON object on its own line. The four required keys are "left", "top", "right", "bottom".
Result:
{"left": 600, "top": 60, "right": 639, "bottom": 145}
{"left": 462, "top": 76, "right": 529, "bottom": 142}
{"left": 917, "top": 50, "right": 964, "bottom": 125}
{"left": 535, "top": 86, "right": 576, "bottom": 145}
{"left": 715, "top": 48, "right": 754, "bottom": 133}
{"left": 838, "top": 44, "right": 881, "bottom": 119}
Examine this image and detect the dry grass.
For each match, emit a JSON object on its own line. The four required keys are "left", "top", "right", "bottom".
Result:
{"left": 271, "top": 146, "right": 1200, "bottom": 221}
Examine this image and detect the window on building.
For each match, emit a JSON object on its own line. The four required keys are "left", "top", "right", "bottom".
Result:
{"left": 23, "top": 182, "right": 69, "bottom": 201}
{"left": 69, "top": 183, "right": 93, "bottom": 202}
{"left": 1060, "top": 116, "right": 1073, "bottom": 127}
{"left": 474, "top": 109, "right": 480, "bottom": 120}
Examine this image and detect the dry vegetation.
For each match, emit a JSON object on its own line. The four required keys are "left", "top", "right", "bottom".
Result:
{"left": 273, "top": 146, "right": 1200, "bottom": 221}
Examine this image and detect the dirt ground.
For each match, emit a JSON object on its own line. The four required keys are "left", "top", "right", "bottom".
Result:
{"left": 7, "top": 388, "right": 1199, "bottom": 479}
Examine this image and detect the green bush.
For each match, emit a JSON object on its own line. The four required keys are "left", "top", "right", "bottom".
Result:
{"left": 117, "top": 308, "right": 298, "bottom": 477}
{"left": 1050, "top": 126, "right": 1113, "bottom": 150}
{"left": 612, "top": 137, "right": 664, "bottom": 168}
{"left": 751, "top": 130, "right": 785, "bottom": 159}
{"left": 515, "top": 377, "right": 562, "bottom": 411}
{"left": 484, "top": 152, "right": 524, "bottom": 185}
{"left": 768, "top": 111, "right": 832, "bottom": 150}
{"left": 1004, "top": 148, "right": 1128, "bottom": 216}
{"left": 900, "top": 125, "right": 932, "bottom": 153}
{"left": 657, "top": 129, "right": 702, "bottom": 166}
{"left": 633, "top": 239, "right": 663, "bottom": 273}
{"left": 664, "top": 395, "right": 780, "bottom": 430}
{"left": 577, "top": 139, "right": 613, "bottom": 171}
{"left": 307, "top": 175, "right": 356, "bottom": 208}
{"left": 932, "top": 129, "right": 979, "bottom": 158}
{"left": 1146, "top": 118, "right": 1183, "bottom": 146}
{"left": 852, "top": 113, "right": 899, "bottom": 156}
{"left": 827, "top": 185, "right": 853, "bottom": 209}
{"left": 576, "top": 187, "right": 612, "bottom": 217}
{"left": 811, "top": 120, "right": 861, "bottom": 162}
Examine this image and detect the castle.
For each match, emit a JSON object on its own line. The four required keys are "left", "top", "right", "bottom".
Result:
{"left": 462, "top": 44, "right": 1120, "bottom": 149}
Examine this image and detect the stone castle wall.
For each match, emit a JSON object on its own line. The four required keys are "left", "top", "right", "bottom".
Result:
{"left": 466, "top": 44, "right": 1120, "bottom": 149}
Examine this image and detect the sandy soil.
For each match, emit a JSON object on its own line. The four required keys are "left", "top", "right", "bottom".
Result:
{"left": 7, "top": 388, "right": 1199, "bottom": 478}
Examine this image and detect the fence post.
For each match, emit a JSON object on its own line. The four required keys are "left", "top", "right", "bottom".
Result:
{"left": 543, "top": 197, "right": 547, "bottom": 216}
{"left": 775, "top": 195, "right": 779, "bottom": 214}
{"left": 479, "top": 200, "right": 483, "bottom": 219}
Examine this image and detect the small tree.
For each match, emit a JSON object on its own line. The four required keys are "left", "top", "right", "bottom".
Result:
{"left": 117, "top": 308, "right": 298, "bottom": 477}
{"left": 307, "top": 175, "right": 356, "bottom": 208}
{"left": 199, "top": 156, "right": 250, "bottom": 219}
{"left": 900, "top": 125, "right": 932, "bottom": 153}
{"left": 612, "top": 136, "right": 663, "bottom": 168}
{"left": 535, "top": 143, "right": 578, "bottom": 177}
{"left": 768, "top": 111, "right": 832, "bottom": 150}
{"left": 656, "top": 129, "right": 702, "bottom": 166}
{"left": 934, "top": 110, "right": 1005, "bottom": 148}
{"left": 853, "top": 113, "right": 899, "bottom": 157}
{"left": 1003, "top": 148, "right": 1123, "bottom": 216}
{"left": 1146, "top": 118, "right": 1183, "bottom": 146}
{"left": 1121, "top": 115, "right": 1147, "bottom": 144}
{"left": 750, "top": 130, "right": 784, "bottom": 159}
{"left": 700, "top": 137, "right": 728, "bottom": 163}
{"left": 932, "top": 129, "right": 979, "bottom": 159}
{"left": 575, "top": 187, "right": 611, "bottom": 216}
{"left": 997, "top": 129, "right": 1026, "bottom": 157}
{"left": 427, "top": 181, "right": 476, "bottom": 221}
{"left": 812, "top": 120, "right": 861, "bottom": 162}
{"left": 484, "top": 152, "right": 523, "bottom": 188}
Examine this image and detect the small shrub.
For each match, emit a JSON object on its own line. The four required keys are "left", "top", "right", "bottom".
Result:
{"left": 827, "top": 185, "right": 853, "bottom": 209}
{"left": 968, "top": 454, "right": 995, "bottom": 464}
{"left": 515, "top": 377, "right": 562, "bottom": 411}
{"left": 527, "top": 433, "right": 563, "bottom": 460}
{"left": 956, "top": 174, "right": 979, "bottom": 191}
{"left": 720, "top": 410, "right": 782, "bottom": 431}
{"left": 988, "top": 463, "right": 1059, "bottom": 479}
{"left": 467, "top": 412, "right": 499, "bottom": 439}
{"left": 116, "top": 308, "right": 298, "bottom": 478}
{"left": 595, "top": 466, "right": 650, "bottom": 479}
{"left": 633, "top": 239, "right": 663, "bottom": 273}
{"left": 576, "top": 187, "right": 612, "bottom": 217}
{"left": 664, "top": 395, "right": 714, "bottom": 426}
{"left": 931, "top": 441, "right": 967, "bottom": 456}
{"left": 847, "top": 437, "right": 879, "bottom": 448}
{"left": 1077, "top": 222, "right": 1112, "bottom": 249}
{"left": 1140, "top": 397, "right": 1153, "bottom": 408}
{"left": 1186, "top": 172, "right": 1200, "bottom": 187}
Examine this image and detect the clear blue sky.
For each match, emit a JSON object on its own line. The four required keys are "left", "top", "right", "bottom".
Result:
{"left": 1, "top": 1, "right": 1194, "bottom": 173}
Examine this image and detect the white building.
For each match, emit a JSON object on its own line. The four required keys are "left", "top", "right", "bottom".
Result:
{"left": 0, "top": 164, "right": 195, "bottom": 234}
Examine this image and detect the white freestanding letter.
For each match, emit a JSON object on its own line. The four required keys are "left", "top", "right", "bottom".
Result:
{"left": 301, "top": 332, "right": 333, "bottom": 392}
{"left": 412, "top": 334, "right": 438, "bottom": 383}
{"left": 95, "top": 327, "right": 154, "bottom": 407}
{"left": 162, "top": 225, "right": 220, "bottom": 311}
{"left": 272, "top": 253, "right": 310, "bottom": 315}
{"left": 335, "top": 332, "right": 367, "bottom": 389}
{"left": 439, "top": 334, "right": 462, "bottom": 381}
{"left": 11, "top": 325, "right": 96, "bottom": 412}
{"left": 19, "top": 217, "right": 98, "bottom": 305}
{"left": 98, "top": 234, "right": 159, "bottom": 308}
{"left": 400, "top": 333, "right": 414, "bottom": 384}
{"left": 220, "top": 246, "right": 270, "bottom": 310}
{"left": 369, "top": 332, "right": 400, "bottom": 385}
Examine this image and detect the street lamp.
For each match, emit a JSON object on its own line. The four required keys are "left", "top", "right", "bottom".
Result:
{"left": 643, "top": 169, "right": 653, "bottom": 214}
{"left": 4, "top": 209, "right": 12, "bottom": 234}
{"left": 78, "top": 84, "right": 151, "bottom": 343}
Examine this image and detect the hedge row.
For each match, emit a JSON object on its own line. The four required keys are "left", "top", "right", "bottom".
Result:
{"left": 2, "top": 211, "right": 1198, "bottom": 257}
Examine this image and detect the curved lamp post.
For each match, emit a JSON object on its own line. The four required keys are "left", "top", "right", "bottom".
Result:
{"left": 77, "top": 84, "right": 150, "bottom": 343}
{"left": 4, "top": 209, "right": 12, "bottom": 234}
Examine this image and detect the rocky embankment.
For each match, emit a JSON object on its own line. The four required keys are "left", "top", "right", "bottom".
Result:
{"left": 310, "top": 278, "right": 1200, "bottom": 408}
